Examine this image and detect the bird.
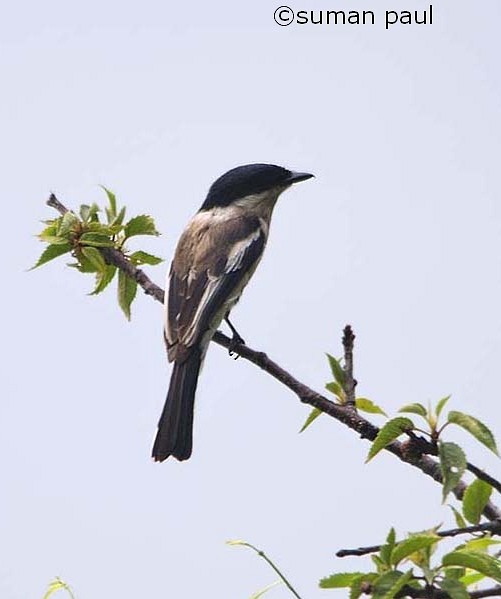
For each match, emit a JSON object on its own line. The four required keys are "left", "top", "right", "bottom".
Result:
{"left": 152, "top": 163, "right": 314, "bottom": 462}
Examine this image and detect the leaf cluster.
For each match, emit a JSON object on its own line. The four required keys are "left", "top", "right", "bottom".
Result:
{"left": 33, "top": 188, "right": 163, "bottom": 319}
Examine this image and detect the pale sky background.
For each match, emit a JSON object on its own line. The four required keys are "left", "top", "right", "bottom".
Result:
{"left": 2, "top": 1, "right": 501, "bottom": 597}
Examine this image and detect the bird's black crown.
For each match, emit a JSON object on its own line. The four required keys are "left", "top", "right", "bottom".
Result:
{"left": 200, "top": 164, "right": 296, "bottom": 211}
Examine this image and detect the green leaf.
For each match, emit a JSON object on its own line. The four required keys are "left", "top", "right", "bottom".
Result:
{"left": 436, "top": 395, "right": 451, "bottom": 419}
{"left": 326, "top": 353, "right": 345, "bottom": 385}
{"left": 31, "top": 243, "right": 72, "bottom": 269}
{"left": 101, "top": 185, "right": 117, "bottom": 220}
{"left": 459, "top": 571, "right": 485, "bottom": 586}
{"left": 38, "top": 218, "right": 61, "bottom": 240}
{"left": 438, "top": 577, "right": 469, "bottom": 599}
{"left": 449, "top": 505, "right": 467, "bottom": 528}
{"left": 249, "top": 580, "right": 282, "bottom": 598}
{"left": 442, "top": 551, "right": 501, "bottom": 583}
{"left": 79, "top": 232, "right": 115, "bottom": 247}
{"left": 111, "top": 205, "right": 127, "bottom": 227}
{"left": 398, "top": 403, "right": 427, "bottom": 417}
{"left": 366, "top": 417, "right": 414, "bottom": 462}
{"left": 80, "top": 246, "right": 106, "bottom": 273}
{"left": 91, "top": 265, "right": 117, "bottom": 295}
{"left": 57, "top": 211, "right": 80, "bottom": 237}
{"left": 372, "top": 570, "right": 410, "bottom": 599}
{"left": 356, "top": 398, "right": 387, "bottom": 416}
{"left": 448, "top": 411, "right": 498, "bottom": 456}
{"left": 438, "top": 441, "right": 467, "bottom": 501}
{"left": 461, "top": 537, "right": 501, "bottom": 553}
{"left": 462, "top": 479, "right": 492, "bottom": 525}
{"left": 129, "top": 250, "right": 164, "bottom": 266}
{"left": 326, "top": 381, "right": 345, "bottom": 401}
{"left": 118, "top": 270, "right": 137, "bottom": 320}
{"left": 79, "top": 203, "right": 100, "bottom": 222}
{"left": 319, "top": 572, "right": 368, "bottom": 589}
{"left": 299, "top": 407, "right": 322, "bottom": 433}
{"left": 124, "top": 214, "right": 159, "bottom": 238}
{"left": 380, "top": 570, "right": 414, "bottom": 599}
{"left": 391, "top": 535, "right": 440, "bottom": 566}
{"left": 380, "top": 528, "right": 397, "bottom": 566}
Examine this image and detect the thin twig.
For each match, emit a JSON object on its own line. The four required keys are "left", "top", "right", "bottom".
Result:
{"left": 342, "top": 325, "right": 357, "bottom": 407}
{"left": 45, "top": 194, "right": 501, "bottom": 522}
{"left": 337, "top": 519, "right": 501, "bottom": 557}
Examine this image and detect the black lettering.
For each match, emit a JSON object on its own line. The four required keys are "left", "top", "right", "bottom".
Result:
{"left": 296, "top": 10, "right": 308, "bottom": 25}
{"left": 326, "top": 11, "right": 346, "bottom": 25}
{"left": 362, "top": 11, "right": 375, "bottom": 25}
{"left": 310, "top": 11, "right": 323, "bottom": 25}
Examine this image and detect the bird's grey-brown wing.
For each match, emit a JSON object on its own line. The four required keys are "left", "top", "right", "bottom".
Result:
{"left": 165, "top": 214, "right": 266, "bottom": 362}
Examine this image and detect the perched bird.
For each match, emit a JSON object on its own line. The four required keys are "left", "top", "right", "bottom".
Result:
{"left": 152, "top": 163, "right": 314, "bottom": 462}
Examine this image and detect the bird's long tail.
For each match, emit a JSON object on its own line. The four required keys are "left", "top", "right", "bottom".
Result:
{"left": 152, "top": 350, "right": 202, "bottom": 462}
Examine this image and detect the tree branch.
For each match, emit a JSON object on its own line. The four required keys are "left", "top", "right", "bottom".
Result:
{"left": 45, "top": 194, "right": 501, "bottom": 522}
{"left": 398, "top": 584, "right": 501, "bottom": 599}
{"left": 337, "top": 519, "right": 501, "bottom": 557}
{"left": 342, "top": 325, "right": 357, "bottom": 407}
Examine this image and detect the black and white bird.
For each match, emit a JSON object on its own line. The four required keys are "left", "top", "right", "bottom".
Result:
{"left": 152, "top": 163, "right": 314, "bottom": 462}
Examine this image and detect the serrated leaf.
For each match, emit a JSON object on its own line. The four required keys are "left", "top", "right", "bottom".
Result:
{"left": 84, "top": 222, "right": 122, "bottom": 235}
{"left": 436, "top": 395, "right": 451, "bottom": 419}
{"left": 380, "top": 528, "right": 397, "bottom": 566}
{"left": 319, "top": 572, "right": 368, "bottom": 589}
{"left": 462, "top": 479, "right": 492, "bottom": 525}
{"left": 111, "top": 205, "right": 126, "bottom": 227}
{"left": 299, "top": 407, "right": 322, "bottom": 433}
{"left": 91, "top": 265, "right": 117, "bottom": 295}
{"left": 124, "top": 214, "right": 159, "bottom": 238}
{"left": 31, "top": 243, "right": 72, "bottom": 269}
{"left": 249, "top": 580, "right": 282, "bottom": 599}
{"left": 366, "top": 417, "right": 414, "bottom": 462}
{"left": 326, "top": 381, "right": 345, "bottom": 401}
{"left": 38, "top": 235, "right": 70, "bottom": 245}
{"left": 326, "top": 353, "right": 345, "bottom": 385}
{"left": 398, "top": 403, "right": 427, "bottom": 417}
{"left": 372, "top": 571, "right": 407, "bottom": 599}
{"left": 81, "top": 246, "right": 106, "bottom": 273}
{"left": 442, "top": 551, "right": 501, "bottom": 583}
{"left": 448, "top": 411, "right": 498, "bottom": 456}
{"left": 438, "top": 577, "right": 469, "bottom": 599}
{"left": 449, "top": 505, "right": 467, "bottom": 528}
{"left": 38, "top": 218, "right": 61, "bottom": 240}
{"left": 79, "top": 203, "right": 100, "bottom": 222}
{"left": 58, "top": 211, "right": 80, "bottom": 236}
{"left": 357, "top": 398, "right": 387, "bottom": 416}
{"left": 118, "top": 270, "right": 137, "bottom": 320}
{"left": 100, "top": 185, "right": 117, "bottom": 219}
{"left": 438, "top": 441, "right": 467, "bottom": 502}
{"left": 129, "top": 250, "right": 163, "bottom": 266}
{"left": 391, "top": 535, "right": 440, "bottom": 566}
{"left": 79, "top": 232, "right": 115, "bottom": 247}
{"left": 381, "top": 570, "right": 413, "bottom": 599}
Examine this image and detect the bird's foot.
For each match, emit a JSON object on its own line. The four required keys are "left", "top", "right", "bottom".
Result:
{"left": 228, "top": 332, "right": 246, "bottom": 360}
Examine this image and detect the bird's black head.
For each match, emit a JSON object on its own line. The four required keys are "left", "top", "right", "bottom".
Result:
{"left": 200, "top": 163, "right": 313, "bottom": 211}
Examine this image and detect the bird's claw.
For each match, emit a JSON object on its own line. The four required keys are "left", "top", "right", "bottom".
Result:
{"left": 228, "top": 334, "right": 246, "bottom": 360}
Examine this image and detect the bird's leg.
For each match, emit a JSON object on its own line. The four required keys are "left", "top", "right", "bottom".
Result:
{"left": 225, "top": 315, "right": 245, "bottom": 359}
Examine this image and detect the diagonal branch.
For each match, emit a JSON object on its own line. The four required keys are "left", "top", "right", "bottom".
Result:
{"left": 45, "top": 194, "right": 501, "bottom": 521}
{"left": 337, "top": 519, "right": 501, "bottom": 557}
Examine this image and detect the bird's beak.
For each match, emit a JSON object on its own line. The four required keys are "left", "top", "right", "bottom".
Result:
{"left": 287, "top": 171, "right": 314, "bottom": 184}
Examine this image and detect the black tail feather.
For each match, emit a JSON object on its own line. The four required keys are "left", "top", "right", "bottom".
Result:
{"left": 152, "top": 350, "right": 202, "bottom": 462}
